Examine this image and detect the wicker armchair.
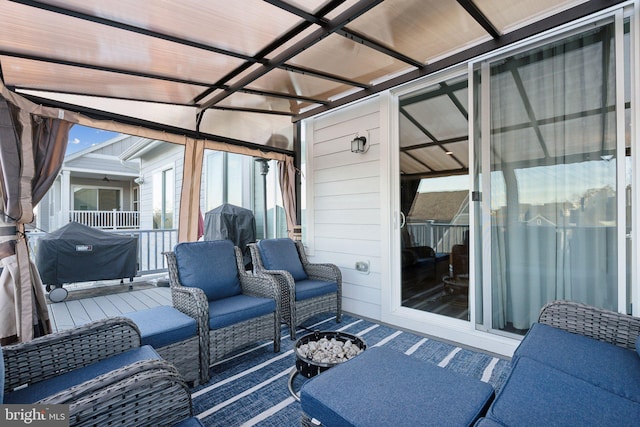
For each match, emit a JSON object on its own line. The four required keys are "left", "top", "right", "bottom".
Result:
{"left": 1, "top": 317, "right": 195, "bottom": 427}
{"left": 538, "top": 300, "right": 640, "bottom": 350}
{"left": 249, "top": 238, "right": 342, "bottom": 339}
{"left": 164, "top": 240, "right": 281, "bottom": 379}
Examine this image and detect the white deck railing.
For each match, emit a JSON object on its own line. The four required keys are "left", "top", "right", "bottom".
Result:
{"left": 70, "top": 210, "right": 140, "bottom": 229}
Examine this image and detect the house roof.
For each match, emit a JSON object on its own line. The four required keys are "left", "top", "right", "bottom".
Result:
{"left": 409, "top": 190, "right": 468, "bottom": 222}
{"left": 0, "top": 0, "right": 619, "bottom": 165}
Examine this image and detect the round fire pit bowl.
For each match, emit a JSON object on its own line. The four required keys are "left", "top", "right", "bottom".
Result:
{"left": 288, "top": 330, "right": 367, "bottom": 400}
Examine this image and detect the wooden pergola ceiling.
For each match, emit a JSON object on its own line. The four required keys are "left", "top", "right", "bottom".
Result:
{"left": 0, "top": 0, "right": 621, "bottom": 156}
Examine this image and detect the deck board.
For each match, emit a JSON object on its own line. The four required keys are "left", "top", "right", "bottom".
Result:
{"left": 47, "top": 287, "right": 172, "bottom": 332}
{"left": 64, "top": 300, "right": 92, "bottom": 327}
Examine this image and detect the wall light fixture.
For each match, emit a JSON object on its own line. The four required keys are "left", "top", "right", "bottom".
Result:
{"left": 351, "top": 131, "right": 369, "bottom": 154}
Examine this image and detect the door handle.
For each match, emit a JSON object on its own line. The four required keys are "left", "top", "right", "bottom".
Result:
{"left": 400, "top": 211, "right": 406, "bottom": 229}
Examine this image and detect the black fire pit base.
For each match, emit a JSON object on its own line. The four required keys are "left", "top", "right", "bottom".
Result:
{"left": 288, "top": 330, "right": 367, "bottom": 401}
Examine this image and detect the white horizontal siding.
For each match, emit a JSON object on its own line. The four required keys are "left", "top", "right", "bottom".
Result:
{"left": 305, "top": 96, "right": 383, "bottom": 320}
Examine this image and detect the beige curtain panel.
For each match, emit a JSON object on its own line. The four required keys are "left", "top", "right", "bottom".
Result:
{"left": 0, "top": 93, "right": 71, "bottom": 344}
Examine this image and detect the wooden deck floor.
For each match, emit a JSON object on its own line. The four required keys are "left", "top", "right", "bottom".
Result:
{"left": 47, "top": 286, "right": 172, "bottom": 332}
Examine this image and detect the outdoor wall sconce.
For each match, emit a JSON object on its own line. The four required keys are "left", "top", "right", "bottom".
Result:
{"left": 351, "top": 131, "right": 369, "bottom": 154}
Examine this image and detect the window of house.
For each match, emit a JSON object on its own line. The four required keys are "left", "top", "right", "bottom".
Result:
{"left": 153, "top": 168, "right": 174, "bottom": 229}
{"left": 73, "top": 187, "right": 120, "bottom": 211}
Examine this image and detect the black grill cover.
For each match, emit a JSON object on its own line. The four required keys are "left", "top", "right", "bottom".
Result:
{"left": 204, "top": 204, "right": 256, "bottom": 264}
{"left": 36, "top": 222, "right": 138, "bottom": 285}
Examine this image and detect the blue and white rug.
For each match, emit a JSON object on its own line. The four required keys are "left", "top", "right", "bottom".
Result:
{"left": 190, "top": 314, "right": 512, "bottom": 426}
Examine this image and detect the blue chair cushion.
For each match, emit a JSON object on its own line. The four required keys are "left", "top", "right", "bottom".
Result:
{"left": 486, "top": 356, "right": 640, "bottom": 426}
{"left": 123, "top": 306, "right": 197, "bottom": 348}
{"left": 474, "top": 418, "right": 507, "bottom": 427}
{"left": 514, "top": 323, "right": 640, "bottom": 403}
{"left": 175, "top": 240, "right": 242, "bottom": 301}
{"left": 295, "top": 279, "right": 338, "bottom": 301}
{"left": 636, "top": 336, "right": 640, "bottom": 358}
{"left": 257, "top": 238, "right": 308, "bottom": 281}
{"left": 208, "top": 294, "right": 276, "bottom": 330}
{"left": 4, "top": 345, "right": 160, "bottom": 404}
{"left": 301, "top": 346, "right": 494, "bottom": 427}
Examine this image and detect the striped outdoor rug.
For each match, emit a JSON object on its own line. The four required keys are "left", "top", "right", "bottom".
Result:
{"left": 190, "top": 313, "right": 512, "bottom": 426}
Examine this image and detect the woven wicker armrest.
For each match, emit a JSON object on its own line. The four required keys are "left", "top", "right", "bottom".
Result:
{"left": 163, "top": 251, "right": 209, "bottom": 324}
{"left": 62, "top": 359, "right": 192, "bottom": 427}
{"left": 3, "top": 317, "right": 140, "bottom": 391}
{"left": 240, "top": 274, "right": 280, "bottom": 301}
{"left": 538, "top": 300, "right": 640, "bottom": 350}
{"left": 294, "top": 241, "right": 342, "bottom": 283}
{"left": 304, "top": 263, "right": 342, "bottom": 283}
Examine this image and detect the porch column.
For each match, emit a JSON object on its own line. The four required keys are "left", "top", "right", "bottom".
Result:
{"left": 60, "top": 169, "right": 70, "bottom": 228}
{"left": 178, "top": 138, "right": 204, "bottom": 242}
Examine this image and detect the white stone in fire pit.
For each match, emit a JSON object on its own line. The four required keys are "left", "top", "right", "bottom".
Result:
{"left": 297, "top": 336, "right": 363, "bottom": 364}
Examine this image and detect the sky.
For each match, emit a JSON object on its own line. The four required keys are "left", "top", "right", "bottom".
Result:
{"left": 66, "top": 125, "right": 120, "bottom": 155}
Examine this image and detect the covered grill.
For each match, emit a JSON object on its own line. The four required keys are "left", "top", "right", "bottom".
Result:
{"left": 35, "top": 222, "right": 138, "bottom": 301}
{"left": 203, "top": 204, "right": 256, "bottom": 266}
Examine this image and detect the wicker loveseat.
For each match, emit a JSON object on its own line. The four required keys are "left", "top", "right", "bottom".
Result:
{"left": 1, "top": 317, "right": 200, "bottom": 427}
{"left": 476, "top": 300, "right": 640, "bottom": 426}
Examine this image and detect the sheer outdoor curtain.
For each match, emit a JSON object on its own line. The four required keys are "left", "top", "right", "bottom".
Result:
{"left": 489, "top": 23, "right": 618, "bottom": 331}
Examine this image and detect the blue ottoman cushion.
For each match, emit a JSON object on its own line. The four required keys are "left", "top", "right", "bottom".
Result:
{"left": 257, "top": 238, "right": 308, "bottom": 281}
{"left": 4, "top": 345, "right": 160, "bottom": 404}
{"left": 295, "top": 279, "right": 338, "bottom": 301}
{"left": 175, "top": 240, "right": 242, "bottom": 301}
{"left": 209, "top": 294, "right": 276, "bottom": 330}
{"left": 486, "top": 357, "right": 640, "bottom": 426}
{"left": 514, "top": 323, "right": 640, "bottom": 403}
{"left": 301, "top": 346, "right": 494, "bottom": 427}
{"left": 124, "top": 306, "right": 197, "bottom": 348}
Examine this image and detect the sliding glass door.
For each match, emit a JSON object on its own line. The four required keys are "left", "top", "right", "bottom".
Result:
{"left": 398, "top": 74, "right": 470, "bottom": 320}
{"left": 393, "top": 11, "right": 632, "bottom": 340}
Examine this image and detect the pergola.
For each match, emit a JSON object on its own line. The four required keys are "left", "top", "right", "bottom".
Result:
{"left": 0, "top": 0, "right": 626, "bottom": 342}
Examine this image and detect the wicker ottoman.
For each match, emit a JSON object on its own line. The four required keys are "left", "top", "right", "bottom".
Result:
{"left": 300, "top": 346, "right": 495, "bottom": 427}
{"left": 124, "top": 306, "right": 202, "bottom": 385}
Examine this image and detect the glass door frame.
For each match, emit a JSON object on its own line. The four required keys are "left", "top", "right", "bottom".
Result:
{"left": 383, "top": 65, "right": 514, "bottom": 353}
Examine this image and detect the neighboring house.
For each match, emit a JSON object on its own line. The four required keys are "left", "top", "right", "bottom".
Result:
{"left": 37, "top": 134, "right": 142, "bottom": 233}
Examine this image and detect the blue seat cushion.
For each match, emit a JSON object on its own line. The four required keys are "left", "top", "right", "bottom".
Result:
{"left": 474, "top": 418, "right": 506, "bottom": 427}
{"left": 515, "top": 323, "right": 640, "bottom": 403}
{"left": 208, "top": 294, "right": 276, "bottom": 330}
{"left": 124, "top": 306, "right": 197, "bottom": 348}
{"left": 301, "top": 346, "right": 494, "bottom": 427}
{"left": 4, "top": 345, "right": 160, "bottom": 404}
{"left": 257, "top": 238, "right": 308, "bottom": 281}
{"left": 175, "top": 240, "right": 242, "bottom": 301}
{"left": 435, "top": 252, "right": 449, "bottom": 263}
{"left": 295, "top": 279, "right": 337, "bottom": 301}
{"left": 487, "top": 356, "right": 640, "bottom": 426}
